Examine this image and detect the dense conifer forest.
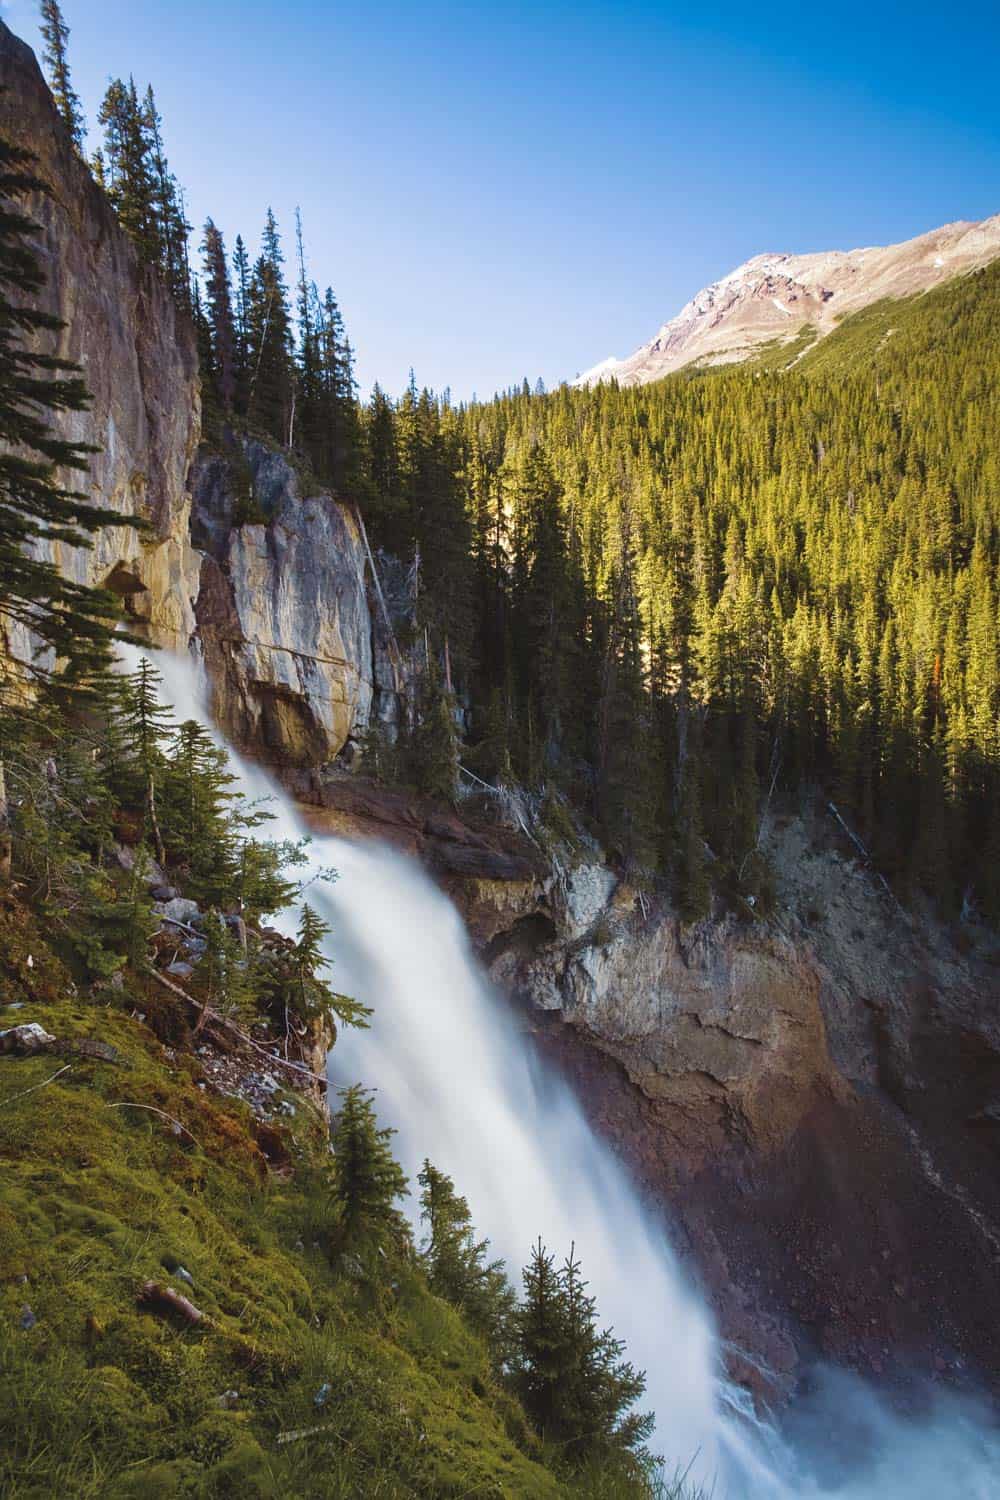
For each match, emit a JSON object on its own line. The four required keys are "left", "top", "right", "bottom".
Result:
{"left": 203, "top": 244, "right": 1000, "bottom": 929}
{"left": 58, "top": 0, "right": 1000, "bottom": 930}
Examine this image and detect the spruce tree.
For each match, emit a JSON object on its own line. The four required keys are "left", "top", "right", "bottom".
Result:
{"left": 328, "top": 1085, "right": 408, "bottom": 1256}
{"left": 118, "top": 658, "right": 173, "bottom": 866}
{"left": 38, "top": 0, "right": 86, "bottom": 149}
{"left": 142, "top": 85, "right": 190, "bottom": 304}
{"left": 160, "top": 719, "right": 237, "bottom": 905}
{"left": 417, "top": 1160, "right": 516, "bottom": 1360}
{"left": 245, "top": 208, "right": 294, "bottom": 445}
{"left": 408, "top": 651, "right": 461, "bottom": 802}
{"left": 511, "top": 1239, "right": 574, "bottom": 1444}
{"left": 200, "top": 219, "right": 236, "bottom": 420}
{"left": 259, "top": 903, "right": 371, "bottom": 1033}
{"left": 231, "top": 233, "right": 251, "bottom": 413}
{"left": 97, "top": 79, "right": 159, "bottom": 268}
{"left": 512, "top": 1241, "right": 652, "bottom": 1472}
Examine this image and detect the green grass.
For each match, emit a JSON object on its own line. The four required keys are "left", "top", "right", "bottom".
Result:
{"left": 0, "top": 907, "right": 574, "bottom": 1498}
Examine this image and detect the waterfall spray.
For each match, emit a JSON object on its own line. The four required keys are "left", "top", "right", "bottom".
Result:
{"left": 143, "top": 644, "right": 1000, "bottom": 1498}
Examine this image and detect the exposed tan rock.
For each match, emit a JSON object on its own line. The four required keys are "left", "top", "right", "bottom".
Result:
{"left": 193, "top": 442, "right": 374, "bottom": 764}
{"left": 0, "top": 24, "right": 201, "bottom": 656}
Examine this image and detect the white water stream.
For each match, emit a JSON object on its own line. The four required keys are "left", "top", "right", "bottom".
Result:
{"left": 146, "top": 645, "right": 1000, "bottom": 1497}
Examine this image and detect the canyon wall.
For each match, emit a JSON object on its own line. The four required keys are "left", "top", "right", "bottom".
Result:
{"left": 0, "top": 25, "right": 201, "bottom": 655}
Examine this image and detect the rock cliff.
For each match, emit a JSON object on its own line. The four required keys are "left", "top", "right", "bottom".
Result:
{"left": 192, "top": 441, "right": 375, "bottom": 764}
{"left": 0, "top": 24, "right": 201, "bottom": 655}
{"left": 462, "top": 811, "right": 1000, "bottom": 1404}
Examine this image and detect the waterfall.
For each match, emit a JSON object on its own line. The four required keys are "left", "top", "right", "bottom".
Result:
{"left": 145, "top": 645, "right": 1000, "bottom": 1498}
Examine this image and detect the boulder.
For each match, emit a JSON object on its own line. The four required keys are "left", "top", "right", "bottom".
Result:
{"left": 153, "top": 897, "right": 202, "bottom": 928}
{"left": 0, "top": 1022, "right": 55, "bottom": 1055}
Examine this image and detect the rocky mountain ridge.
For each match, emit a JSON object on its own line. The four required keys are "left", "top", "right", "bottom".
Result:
{"left": 576, "top": 214, "right": 1000, "bottom": 386}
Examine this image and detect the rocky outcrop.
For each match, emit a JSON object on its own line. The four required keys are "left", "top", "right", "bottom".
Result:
{"left": 0, "top": 22, "right": 201, "bottom": 655}
{"left": 192, "top": 441, "right": 375, "bottom": 764}
{"left": 453, "top": 809, "right": 1000, "bottom": 1405}
{"left": 293, "top": 771, "right": 541, "bottom": 883}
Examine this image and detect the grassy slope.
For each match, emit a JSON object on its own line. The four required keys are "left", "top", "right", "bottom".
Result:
{"left": 672, "top": 262, "right": 997, "bottom": 384}
{"left": 0, "top": 906, "right": 572, "bottom": 1499}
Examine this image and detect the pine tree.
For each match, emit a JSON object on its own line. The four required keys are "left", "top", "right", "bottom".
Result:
{"left": 511, "top": 1240, "right": 574, "bottom": 1444}
{"left": 511, "top": 1241, "right": 652, "bottom": 1472}
{"left": 0, "top": 130, "right": 134, "bottom": 683}
{"left": 417, "top": 1160, "right": 516, "bottom": 1360}
{"left": 315, "top": 285, "right": 360, "bottom": 491}
{"left": 245, "top": 208, "right": 294, "bottom": 445}
{"left": 556, "top": 1247, "right": 653, "bottom": 1470}
{"left": 231, "top": 233, "right": 251, "bottom": 412}
{"left": 142, "top": 86, "right": 189, "bottom": 305}
{"left": 408, "top": 651, "right": 461, "bottom": 802}
{"left": 39, "top": 0, "right": 86, "bottom": 149}
{"left": 97, "top": 79, "right": 159, "bottom": 268}
{"left": 118, "top": 658, "right": 174, "bottom": 866}
{"left": 259, "top": 903, "right": 371, "bottom": 1034}
{"left": 160, "top": 719, "right": 237, "bottom": 905}
{"left": 200, "top": 219, "right": 236, "bottom": 420}
{"left": 328, "top": 1085, "right": 408, "bottom": 1256}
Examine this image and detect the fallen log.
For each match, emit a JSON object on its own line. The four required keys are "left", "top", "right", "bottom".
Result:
{"left": 138, "top": 1280, "right": 206, "bottom": 1326}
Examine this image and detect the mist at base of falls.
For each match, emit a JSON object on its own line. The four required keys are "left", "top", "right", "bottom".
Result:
{"left": 144, "top": 644, "right": 1000, "bottom": 1498}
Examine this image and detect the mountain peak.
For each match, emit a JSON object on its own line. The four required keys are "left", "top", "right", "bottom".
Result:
{"left": 575, "top": 213, "right": 1000, "bottom": 387}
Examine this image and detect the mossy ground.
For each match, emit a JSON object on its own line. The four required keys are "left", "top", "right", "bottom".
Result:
{"left": 0, "top": 905, "right": 582, "bottom": 1498}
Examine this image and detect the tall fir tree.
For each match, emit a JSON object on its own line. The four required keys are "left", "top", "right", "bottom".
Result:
{"left": 245, "top": 207, "right": 294, "bottom": 445}
{"left": 328, "top": 1085, "right": 408, "bottom": 1256}
{"left": 200, "top": 218, "right": 236, "bottom": 421}
{"left": 38, "top": 0, "right": 86, "bottom": 149}
{"left": 97, "top": 78, "right": 159, "bottom": 268}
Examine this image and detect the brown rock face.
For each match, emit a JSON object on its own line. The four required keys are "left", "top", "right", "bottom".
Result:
{"left": 466, "top": 812, "right": 1000, "bottom": 1405}
{"left": 0, "top": 23, "right": 201, "bottom": 655}
{"left": 192, "top": 441, "right": 375, "bottom": 764}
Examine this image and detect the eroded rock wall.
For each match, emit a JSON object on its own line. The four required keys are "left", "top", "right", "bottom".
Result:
{"left": 0, "top": 23, "right": 201, "bottom": 654}
{"left": 192, "top": 441, "right": 375, "bottom": 764}
{"left": 461, "top": 811, "right": 1000, "bottom": 1402}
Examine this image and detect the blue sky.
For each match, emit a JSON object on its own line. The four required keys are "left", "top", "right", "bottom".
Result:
{"left": 5, "top": 0, "right": 1000, "bottom": 397}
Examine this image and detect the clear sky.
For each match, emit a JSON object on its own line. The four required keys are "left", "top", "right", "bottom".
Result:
{"left": 5, "top": 0, "right": 1000, "bottom": 398}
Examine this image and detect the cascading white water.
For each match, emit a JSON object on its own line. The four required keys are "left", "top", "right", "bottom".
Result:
{"left": 145, "top": 644, "right": 1000, "bottom": 1498}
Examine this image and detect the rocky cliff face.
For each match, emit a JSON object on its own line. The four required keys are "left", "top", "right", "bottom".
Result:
{"left": 462, "top": 811, "right": 1000, "bottom": 1405}
{"left": 0, "top": 24, "right": 201, "bottom": 655}
{"left": 192, "top": 441, "right": 377, "bottom": 764}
